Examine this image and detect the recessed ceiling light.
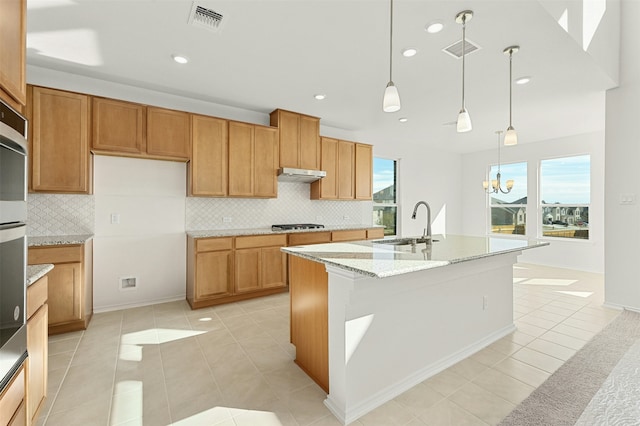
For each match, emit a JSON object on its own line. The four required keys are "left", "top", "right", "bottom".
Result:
{"left": 172, "top": 54, "right": 188, "bottom": 64}
{"left": 402, "top": 48, "right": 417, "bottom": 57}
{"left": 516, "top": 76, "right": 531, "bottom": 85}
{"left": 314, "top": 94, "right": 326, "bottom": 100}
{"left": 425, "top": 21, "right": 444, "bottom": 34}
{"left": 399, "top": 117, "right": 408, "bottom": 123}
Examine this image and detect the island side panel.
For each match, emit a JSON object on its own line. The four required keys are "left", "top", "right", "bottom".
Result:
{"left": 289, "top": 255, "right": 329, "bottom": 392}
{"left": 325, "top": 252, "right": 519, "bottom": 424}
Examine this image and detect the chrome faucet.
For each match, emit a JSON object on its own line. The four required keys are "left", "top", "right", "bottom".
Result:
{"left": 411, "top": 201, "right": 432, "bottom": 242}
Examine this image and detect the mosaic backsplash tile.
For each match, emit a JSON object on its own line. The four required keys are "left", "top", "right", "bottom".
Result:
{"left": 186, "top": 182, "right": 372, "bottom": 231}
{"left": 27, "top": 194, "right": 95, "bottom": 236}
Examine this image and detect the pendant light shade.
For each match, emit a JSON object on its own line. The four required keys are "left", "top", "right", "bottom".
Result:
{"left": 383, "top": 82, "right": 401, "bottom": 112}
{"left": 383, "top": 0, "right": 401, "bottom": 112}
{"left": 455, "top": 10, "right": 473, "bottom": 133}
{"left": 457, "top": 109, "right": 472, "bottom": 132}
{"left": 504, "top": 45, "right": 519, "bottom": 145}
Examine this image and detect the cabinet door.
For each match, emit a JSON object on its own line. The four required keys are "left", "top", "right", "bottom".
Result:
{"left": 228, "top": 121, "right": 254, "bottom": 197}
{"left": 0, "top": 0, "right": 26, "bottom": 106}
{"left": 261, "top": 247, "right": 287, "bottom": 289}
{"left": 146, "top": 107, "right": 190, "bottom": 159}
{"left": 276, "top": 110, "right": 299, "bottom": 168}
{"left": 234, "top": 248, "right": 261, "bottom": 293}
{"left": 195, "top": 251, "right": 233, "bottom": 299}
{"left": 92, "top": 97, "right": 145, "bottom": 154}
{"left": 254, "top": 126, "right": 278, "bottom": 198}
{"left": 299, "top": 115, "right": 320, "bottom": 170}
{"left": 338, "top": 140, "right": 355, "bottom": 199}
{"left": 30, "top": 86, "right": 91, "bottom": 193}
{"left": 47, "top": 263, "right": 82, "bottom": 326}
{"left": 27, "top": 303, "right": 48, "bottom": 424}
{"left": 355, "top": 143, "right": 373, "bottom": 200}
{"left": 190, "top": 115, "right": 228, "bottom": 196}
{"left": 311, "top": 137, "right": 338, "bottom": 200}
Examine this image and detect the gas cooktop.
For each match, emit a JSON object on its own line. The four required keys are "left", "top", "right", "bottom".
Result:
{"left": 271, "top": 224, "right": 325, "bottom": 231}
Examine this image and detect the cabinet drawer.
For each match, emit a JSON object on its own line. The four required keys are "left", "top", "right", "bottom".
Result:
{"left": 0, "top": 365, "right": 24, "bottom": 426}
{"left": 331, "top": 229, "right": 367, "bottom": 242}
{"left": 28, "top": 245, "right": 82, "bottom": 264}
{"left": 196, "top": 237, "right": 233, "bottom": 252}
{"left": 236, "top": 234, "right": 287, "bottom": 249}
{"left": 288, "top": 232, "right": 331, "bottom": 246}
{"left": 27, "top": 276, "right": 48, "bottom": 319}
{"left": 367, "top": 228, "right": 385, "bottom": 240}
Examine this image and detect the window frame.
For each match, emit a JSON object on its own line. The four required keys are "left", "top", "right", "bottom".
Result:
{"left": 539, "top": 154, "right": 591, "bottom": 242}
{"left": 372, "top": 156, "right": 399, "bottom": 237}
{"left": 486, "top": 160, "right": 528, "bottom": 238}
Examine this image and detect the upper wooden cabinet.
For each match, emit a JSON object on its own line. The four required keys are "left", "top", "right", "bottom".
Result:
{"left": 269, "top": 109, "right": 320, "bottom": 170}
{"left": 0, "top": 0, "right": 26, "bottom": 108}
{"left": 92, "top": 97, "right": 145, "bottom": 154}
{"left": 189, "top": 114, "right": 228, "bottom": 197}
{"left": 92, "top": 99, "right": 191, "bottom": 161}
{"left": 355, "top": 143, "right": 373, "bottom": 200}
{"left": 28, "top": 86, "right": 92, "bottom": 194}
{"left": 311, "top": 137, "right": 338, "bottom": 200}
{"left": 228, "top": 121, "right": 278, "bottom": 198}
{"left": 337, "top": 140, "right": 355, "bottom": 199}
{"left": 146, "top": 107, "right": 190, "bottom": 159}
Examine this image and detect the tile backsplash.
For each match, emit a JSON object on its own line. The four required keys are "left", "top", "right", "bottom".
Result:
{"left": 27, "top": 183, "right": 372, "bottom": 235}
{"left": 186, "top": 182, "right": 372, "bottom": 231}
{"left": 28, "top": 194, "right": 95, "bottom": 236}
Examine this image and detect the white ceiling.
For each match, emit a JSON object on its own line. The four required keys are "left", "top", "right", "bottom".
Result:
{"left": 25, "top": 0, "right": 617, "bottom": 153}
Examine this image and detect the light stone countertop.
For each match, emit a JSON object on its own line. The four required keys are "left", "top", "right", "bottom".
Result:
{"left": 282, "top": 234, "right": 549, "bottom": 278}
{"left": 27, "top": 264, "right": 54, "bottom": 286}
{"left": 187, "top": 224, "right": 381, "bottom": 238}
{"left": 28, "top": 234, "right": 94, "bottom": 247}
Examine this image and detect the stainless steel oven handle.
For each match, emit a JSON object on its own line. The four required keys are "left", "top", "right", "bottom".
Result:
{"left": 0, "top": 224, "right": 25, "bottom": 242}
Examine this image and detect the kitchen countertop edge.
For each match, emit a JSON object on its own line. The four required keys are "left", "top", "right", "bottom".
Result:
{"left": 187, "top": 225, "right": 382, "bottom": 238}
{"left": 28, "top": 234, "right": 95, "bottom": 247}
{"left": 27, "top": 264, "right": 54, "bottom": 286}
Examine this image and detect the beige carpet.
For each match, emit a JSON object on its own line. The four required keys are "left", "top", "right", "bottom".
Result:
{"left": 499, "top": 309, "right": 640, "bottom": 426}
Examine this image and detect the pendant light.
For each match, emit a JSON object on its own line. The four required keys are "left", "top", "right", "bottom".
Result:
{"left": 504, "top": 45, "right": 519, "bottom": 145}
{"left": 383, "top": 0, "right": 401, "bottom": 112}
{"left": 455, "top": 10, "right": 473, "bottom": 133}
{"left": 483, "top": 131, "right": 514, "bottom": 194}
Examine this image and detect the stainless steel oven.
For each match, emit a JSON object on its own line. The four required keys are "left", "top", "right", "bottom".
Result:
{"left": 0, "top": 98, "right": 28, "bottom": 391}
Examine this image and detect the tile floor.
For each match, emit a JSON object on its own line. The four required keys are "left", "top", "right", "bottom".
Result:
{"left": 36, "top": 263, "right": 620, "bottom": 426}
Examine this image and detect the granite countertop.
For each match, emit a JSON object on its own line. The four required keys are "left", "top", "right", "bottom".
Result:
{"left": 28, "top": 234, "right": 94, "bottom": 247}
{"left": 187, "top": 224, "right": 381, "bottom": 239}
{"left": 282, "top": 234, "right": 549, "bottom": 278}
{"left": 27, "top": 264, "right": 54, "bottom": 286}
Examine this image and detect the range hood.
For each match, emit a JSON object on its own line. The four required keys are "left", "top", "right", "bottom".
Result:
{"left": 277, "top": 167, "right": 326, "bottom": 183}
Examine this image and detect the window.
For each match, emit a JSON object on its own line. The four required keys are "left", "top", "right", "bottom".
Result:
{"left": 540, "top": 155, "right": 590, "bottom": 240}
{"left": 488, "top": 162, "right": 528, "bottom": 235}
{"left": 372, "top": 157, "right": 397, "bottom": 236}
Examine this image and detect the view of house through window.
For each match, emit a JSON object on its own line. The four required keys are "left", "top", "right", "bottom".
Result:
{"left": 540, "top": 155, "right": 590, "bottom": 240}
{"left": 372, "top": 157, "right": 397, "bottom": 236}
{"left": 489, "top": 162, "right": 528, "bottom": 235}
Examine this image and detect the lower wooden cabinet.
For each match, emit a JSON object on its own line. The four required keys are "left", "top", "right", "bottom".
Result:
{"left": 26, "top": 275, "right": 48, "bottom": 426}
{"left": 27, "top": 242, "right": 93, "bottom": 335}
{"left": 187, "top": 234, "right": 287, "bottom": 309}
{"left": 0, "top": 363, "right": 25, "bottom": 426}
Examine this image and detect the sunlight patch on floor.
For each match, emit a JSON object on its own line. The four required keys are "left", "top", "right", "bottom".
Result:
{"left": 521, "top": 278, "right": 578, "bottom": 286}
{"left": 554, "top": 290, "right": 594, "bottom": 298}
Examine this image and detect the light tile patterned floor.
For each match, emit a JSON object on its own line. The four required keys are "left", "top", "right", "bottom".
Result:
{"left": 36, "top": 263, "right": 619, "bottom": 426}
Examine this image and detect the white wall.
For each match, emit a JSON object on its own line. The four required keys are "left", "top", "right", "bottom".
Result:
{"left": 461, "top": 130, "right": 605, "bottom": 273}
{"left": 604, "top": 0, "right": 640, "bottom": 311}
{"left": 93, "top": 156, "right": 187, "bottom": 312}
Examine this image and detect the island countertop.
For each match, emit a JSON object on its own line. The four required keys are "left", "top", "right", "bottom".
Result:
{"left": 282, "top": 234, "right": 549, "bottom": 278}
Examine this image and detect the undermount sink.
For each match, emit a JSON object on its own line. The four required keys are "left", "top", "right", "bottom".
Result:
{"left": 372, "top": 237, "right": 438, "bottom": 246}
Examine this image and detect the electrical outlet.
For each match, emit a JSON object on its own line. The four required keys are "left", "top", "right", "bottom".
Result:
{"left": 110, "top": 213, "right": 121, "bottom": 224}
{"left": 343, "top": 215, "right": 350, "bottom": 221}
{"left": 222, "top": 217, "right": 232, "bottom": 223}
{"left": 620, "top": 194, "right": 636, "bottom": 205}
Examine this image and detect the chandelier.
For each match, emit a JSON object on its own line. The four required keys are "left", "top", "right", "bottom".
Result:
{"left": 483, "top": 131, "right": 514, "bottom": 194}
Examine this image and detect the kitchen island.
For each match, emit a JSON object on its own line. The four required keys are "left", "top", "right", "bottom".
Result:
{"left": 282, "top": 234, "right": 548, "bottom": 425}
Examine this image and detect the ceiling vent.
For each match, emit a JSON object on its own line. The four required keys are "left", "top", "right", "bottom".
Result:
{"left": 442, "top": 38, "right": 481, "bottom": 59}
{"left": 188, "top": 3, "right": 225, "bottom": 32}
